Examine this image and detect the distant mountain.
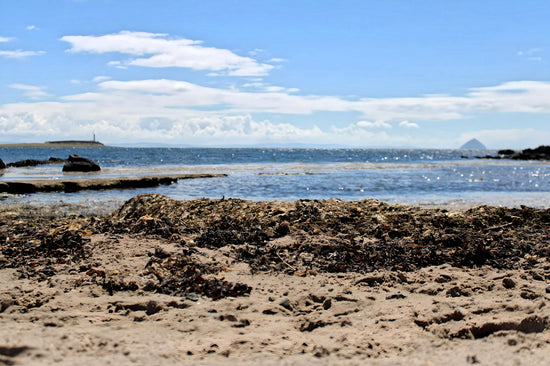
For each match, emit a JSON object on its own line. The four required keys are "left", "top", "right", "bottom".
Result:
{"left": 460, "top": 138, "right": 486, "bottom": 149}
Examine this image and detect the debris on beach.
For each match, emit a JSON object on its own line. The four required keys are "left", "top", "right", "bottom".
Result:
{"left": 1, "top": 194, "right": 549, "bottom": 294}
{"left": 105, "top": 194, "right": 550, "bottom": 275}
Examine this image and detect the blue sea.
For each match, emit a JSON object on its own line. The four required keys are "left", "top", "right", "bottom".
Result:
{"left": 1, "top": 147, "right": 549, "bottom": 212}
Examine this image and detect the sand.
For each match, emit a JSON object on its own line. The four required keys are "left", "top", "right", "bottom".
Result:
{"left": 1, "top": 195, "right": 549, "bottom": 365}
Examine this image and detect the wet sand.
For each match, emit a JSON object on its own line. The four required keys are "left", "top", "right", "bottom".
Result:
{"left": 1, "top": 194, "right": 549, "bottom": 365}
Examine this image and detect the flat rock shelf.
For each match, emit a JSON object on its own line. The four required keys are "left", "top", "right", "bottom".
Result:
{"left": 0, "top": 174, "right": 226, "bottom": 194}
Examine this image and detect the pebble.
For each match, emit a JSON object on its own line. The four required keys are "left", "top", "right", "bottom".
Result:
{"left": 502, "top": 278, "right": 516, "bottom": 289}
{"left": 279, "top": 298, "right": 292, "bottom": 311}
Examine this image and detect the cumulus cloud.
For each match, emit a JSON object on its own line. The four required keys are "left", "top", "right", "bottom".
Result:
{"left": 357, "top": 120, "right": 391, "bottom": 129}
{"left": 9, "top": 84, "right": 50, "bottom": 99}
{"left": 2, "top": 79, "right": 550, "bottom": 146}
{"left": 60, "top": 31, "right": 274, "bottom": 76}
{"left": 26, "top": 25, "right": 37, "bottom": 31}
{"left": 399, "top": 120, "right": 419, "bottom": 129}
{"left": 0, "top": 36, "right": 14, "bottom": 42}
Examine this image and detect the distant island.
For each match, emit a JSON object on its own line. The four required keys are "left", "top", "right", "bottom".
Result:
{"left": 460, "top": 138, "right": 486, "bottom": 149}
{"left": 0, "top": 140, "right": 106, "bottom": 148}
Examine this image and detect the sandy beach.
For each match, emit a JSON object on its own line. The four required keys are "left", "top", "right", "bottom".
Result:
{"left": 1, "top": 194, "right": 549, "bottom": 365}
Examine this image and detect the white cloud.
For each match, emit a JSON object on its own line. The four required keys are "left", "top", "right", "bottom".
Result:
{"left": 26, "top": 25, "right": 37, "bottom": 31}
{"left": 357, "top": 120, "right": 391, "bottom": 129}
{"left": 399, "top": 120, "right": 419, "bottom": 129}
{"left": 0, "top": 36, "right": 45, "bottom": 58}
{"left": 9, "top": 84, "right": 50, "bottom": 99}
{"left": 61, "top": 31, "right": 274, "bottom": 76}
{"left": 92, "top": 75, "right": 111, "bottom": 83}
{"left": 242, "top": 82, "right": 299, "bottom": 93}
{"left": 2, "top": 79, "right": 550, "bottom": 146}
{"left": 0, "top": 49, "right": 45, "bottom": 58}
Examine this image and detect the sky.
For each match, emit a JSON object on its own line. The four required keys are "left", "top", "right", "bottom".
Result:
{"left": 1, "top": 0, "right": 550, "bottom": 148}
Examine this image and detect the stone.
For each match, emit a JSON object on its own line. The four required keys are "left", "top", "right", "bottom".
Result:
{"left": 279, "top": 298, "right": 292, "bottom": 311}
{"left": 502, "top": 278, "right": 516, "bottom": 289}
{"left": 62, "top": 154, "right": 101, "bottom": 172}
{"left": 0, "top": 158, "right": 5, "bottom": 169}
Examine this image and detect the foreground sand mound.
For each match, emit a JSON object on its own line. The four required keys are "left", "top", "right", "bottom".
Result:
{"left": 1, "top": 194, "right": 549, "bottom": 365}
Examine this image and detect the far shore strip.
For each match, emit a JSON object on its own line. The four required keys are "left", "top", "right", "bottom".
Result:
{"left": 0, "top": 174, "right": 226, "bottom": 194}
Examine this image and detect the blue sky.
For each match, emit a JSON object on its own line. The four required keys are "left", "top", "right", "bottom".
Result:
{"left": 1, "top": 0, "right": 550, "bottom": 148}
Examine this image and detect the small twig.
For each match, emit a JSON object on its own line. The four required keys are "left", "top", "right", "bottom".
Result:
{"left": 276, "top": 251, "right": 296, "bottom": 271}
{"left": 484, "top": 222, "right": 513, "bottom": 231}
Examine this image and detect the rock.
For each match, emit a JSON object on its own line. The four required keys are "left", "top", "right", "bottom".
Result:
{"left": 145, "top": 300, "right": 163, "bottom": 315}
{"left": 62, "top": 155, "right": 101, "bottom": 172}
{"left": 279, "top": 298, "right": 292, "bottom": 311}
{"left": 502, "top": 278, "right": 516, "bottom": 289}
{"left": 546, "top": 285, "right": 550, "bottom": 294}
{"left": 6, "top": 157, "right": 66, "bottom": 168}
{"left": 0, "top": 158, "right": 5, "bottom": 169}
{"left": 497, "top": 146, "right": 550, "bottom": 161}
{"left": 514, "top": 145, "right": 550, "bottom": 160}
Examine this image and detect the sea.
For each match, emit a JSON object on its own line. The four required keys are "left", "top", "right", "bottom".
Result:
{"left": 1, "top": 147, "right": 549, "bottom": 213}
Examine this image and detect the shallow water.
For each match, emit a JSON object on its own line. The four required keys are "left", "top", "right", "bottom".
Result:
{"left": 1, "top": 147, "right": 549, "bottom": 211}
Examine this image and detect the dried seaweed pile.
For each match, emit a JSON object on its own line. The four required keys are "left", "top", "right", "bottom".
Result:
{"left": 0, "top": 208, "right": 93, "bottom": 279}
{"left": 105, "top": 194, "right": 550, "bottom": 274}
{"left": 0, "top": 203, "right": 251, "bottom": 300}
{"left": 1, "top": 194, "right": 549, "bottom": 299}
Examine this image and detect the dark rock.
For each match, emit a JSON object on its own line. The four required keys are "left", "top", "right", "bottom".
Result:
{"left": 496, "top": 146, "right": 550, "bottom": 161}
{"left": 502, "top": 278, "right": 516, "bottom": 289}
{"left": 514, "top": 145, "right": 550, "bottom": 160}
{"left": 546, "top": 285, "right": 550, "bottom": 294}
{"left": 7, "top": 159, "right": 46, "bottom": 168}
{"left": 145, "top": 300, "right": 163, "bottom": 315}
{"left": 62, "top": 155, "right": 101, "bottom": 172}
{"left": 0, "top": 158, "right": 5, "bottom": 169}
{"left": 446, "top": 286, "right": 469, "bottom": 297}
{"left": 520, "top": 290, "right": 539, "bottom": 300}
{"left": 6, "top": 157, "right": 66, "bottom": 168}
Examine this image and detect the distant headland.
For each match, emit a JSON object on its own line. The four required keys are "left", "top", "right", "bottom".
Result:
{"left": 0, "top": 140, "right": 106, "bottom": 148}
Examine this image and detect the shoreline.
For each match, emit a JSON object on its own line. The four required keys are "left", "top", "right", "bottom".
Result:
{"left": 0, "top": 174, "right": 226, "bottom": 194}
{"left": 0, "top": 142, "right": 107, "bottom": 148}
{"left": 1, "top": 194, "right": 549, "bottom": 365}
